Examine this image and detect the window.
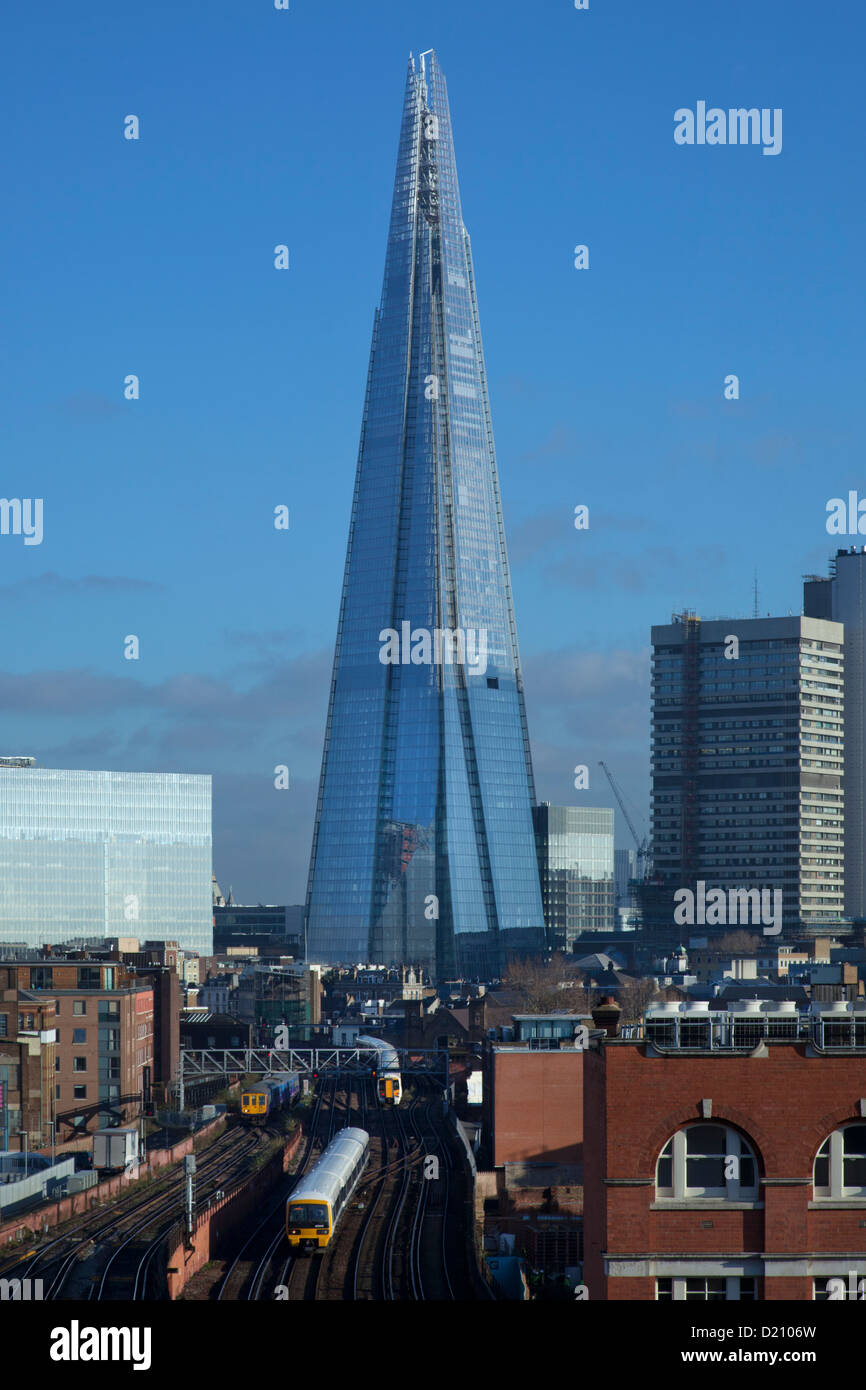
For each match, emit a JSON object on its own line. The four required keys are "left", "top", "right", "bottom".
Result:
{"left": 657, "top": 1277, "right": 757, "bottom": 1301}
{"left": 73, "top": 1085, "right": 87, "bottom": 1100}
{"left": 656, "top": 1125, "right": 759, "bottom": 1200}
{"left": 0, "top": 1015, "right": 7, "bottom": 1037}
{"left": 73, "top": 1001, "right": 86, "bottom": 1016}
{"left": 55, "top": 1058, "right": 60, "bottom": 1072}
{"left": 73, "top": 1029, "right": 86, "bottom": 1044}
{"left": 73, "top": 1057, "right": 87, "bottom": 1072}
{"left": 814, "top": 1126, "right": 866, "bottom": 1199}
{"left": 55, "top": 1085, "right": 60, "bottom": 1100}
{"left": 77, "top": 969, "right": 101, "bottom": 989}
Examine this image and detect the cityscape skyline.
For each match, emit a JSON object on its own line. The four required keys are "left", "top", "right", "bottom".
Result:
{"left": 3, "top": 4, "right": 866, "bottom": 1330}
{"left": 2, "top": 3, "right": 864, "bottom": 904}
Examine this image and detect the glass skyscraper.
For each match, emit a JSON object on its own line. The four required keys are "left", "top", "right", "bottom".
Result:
{"left": 0, "top": 765, "right": 213, "bottom": 953}
{"left": 533, "top": 804, "right": 615, "bottom": 948}
{"left": 306, "top": 52, "right": 545, "bottom": 979}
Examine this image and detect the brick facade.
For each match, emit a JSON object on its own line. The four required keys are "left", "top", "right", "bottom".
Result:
{"left": 492, "top": 1049, "right": 582, "bottom": 1167}
{"left": 584, "top": 1037, "right": 866, "bottom": 1301}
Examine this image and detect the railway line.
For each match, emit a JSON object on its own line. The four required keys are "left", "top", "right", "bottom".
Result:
{"left": 213, "top": 1075, "right": 346, "bottom": 1302}
{"left": 275, "top": 1077, "right": 473, "bottom": 1302}
{"left": 0, "top": 1116, "right": 282, "bottom": 1301}
{"left": 11, "top": 1075, "right": 488, "bottom": 1301}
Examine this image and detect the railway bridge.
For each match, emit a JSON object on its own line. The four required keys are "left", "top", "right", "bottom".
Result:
{"left": 177, "top": 1046, "right": 448, "bottom": 1109}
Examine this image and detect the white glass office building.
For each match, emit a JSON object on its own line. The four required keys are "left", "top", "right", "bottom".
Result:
{"left": 0, "top": 765, "right": 213, "bottom": 952}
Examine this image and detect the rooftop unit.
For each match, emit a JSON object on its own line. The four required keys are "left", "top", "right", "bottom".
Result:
{"left": 644, "top": 999, "right": 866, "bottom": 1051}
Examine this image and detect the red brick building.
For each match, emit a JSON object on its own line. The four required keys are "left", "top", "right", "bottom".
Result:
{"left": 0, "top": 989, "right": 57, "bottom": 1151}
{"left": 584, "top": 999, "right": 866, "bottom": 1301}
{"left": 0, "top": 955, "right": 153, "bottom": 1141}
{"left": 492, "top": 1049, "right": 582, "bottom": 1169}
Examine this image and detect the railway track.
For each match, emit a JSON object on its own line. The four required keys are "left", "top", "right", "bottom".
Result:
{"left": 178, "top": 1077, "right": 484, "bottom": 1303}
{"left": 6, "top": 1122, "right": 261, "bottom": 1300}
{"left": 214, "top": 1076, "right": 345, "bottom": 1302}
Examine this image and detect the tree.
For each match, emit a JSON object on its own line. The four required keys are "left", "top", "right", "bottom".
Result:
{"left": 616, "top": 976, "right": 660, "bottom": 1023}
{"left": 505, "top": 953, "right": 592, "bottom": 1014}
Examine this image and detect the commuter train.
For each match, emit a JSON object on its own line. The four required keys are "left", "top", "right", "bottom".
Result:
{"left": 240, "top": 1070, "right": 300, "bottom": 1121}
{"left": 286, "top": 1127, "right": 370, "bottom": 1250}
{"left": 356, "top": 1035, "right": 402, "bottom": 1105}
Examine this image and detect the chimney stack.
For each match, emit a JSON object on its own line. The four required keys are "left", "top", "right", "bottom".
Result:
{"left": 591, "top": 995, "right": 622, "bottom": 1037}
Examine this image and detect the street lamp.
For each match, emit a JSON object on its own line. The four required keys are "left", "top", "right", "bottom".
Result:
{"left": 17, "top": 1128, "right": 28, "bottom": 1177}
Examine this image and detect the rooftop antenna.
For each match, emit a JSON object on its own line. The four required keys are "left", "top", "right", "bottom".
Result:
{"left": 753, "top": 571, "right": 759, "bottom": 619}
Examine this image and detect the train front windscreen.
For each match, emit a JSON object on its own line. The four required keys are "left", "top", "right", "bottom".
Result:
{"left": 288, "top": 1202, "right": 328, "bottom": 1232}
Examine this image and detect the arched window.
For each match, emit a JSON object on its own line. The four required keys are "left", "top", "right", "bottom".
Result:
{"left": 655, "top": 1124, "right": 759, "bottom": 1199}
{"left": 813, "top": 1125, "right": 866, "bottom": 1199}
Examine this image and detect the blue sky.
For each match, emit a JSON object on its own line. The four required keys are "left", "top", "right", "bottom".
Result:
{"left": 1, "top": 0, "right": 863, "bottom": 900}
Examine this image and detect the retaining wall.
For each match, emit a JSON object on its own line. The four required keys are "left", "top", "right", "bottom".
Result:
{"left": 165, "top": 1127, "right": 303, "bottom": 1299}
{"left": 0, "top": 1115, "right": 226, "bottom": 1248}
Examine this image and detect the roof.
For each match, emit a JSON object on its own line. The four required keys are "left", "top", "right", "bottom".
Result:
{"left": 573, "top": 952, "right": 616, "bottom": 972}
{"left": 717, "top": 983, "right": 809, "bottom": 1003}
{"left": 289, "top": 1129, "right": 368, "bottom": 1207}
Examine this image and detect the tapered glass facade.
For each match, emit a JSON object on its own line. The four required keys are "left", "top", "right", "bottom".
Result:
{"left": 306, "top": 52, "right": 545, "bottom": 978}
{"left": 0, "top": 767, "right": 212, "bottom": 952}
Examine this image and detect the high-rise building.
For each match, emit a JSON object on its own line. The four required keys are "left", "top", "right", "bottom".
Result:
{"left": 648, "top": 613, "right": 845, "bottom": 936}
{"left": 305, "top": 53, "right": 545, "bottom": 979}
{"left": 614, "top": 848, "right": 638, "bottom": 908}
{"left": 533, "top": 804, "right": 615, "bottom": 947}
{"left": 0, "top": 764, "right": 212, "bottom": 954}
{"left": 805, "top": 548, "right": 866, "bottom": 919}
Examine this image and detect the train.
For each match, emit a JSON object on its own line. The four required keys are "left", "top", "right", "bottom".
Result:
{"left": 356, "top": 1035, "right": 402, "bottom": 1105}
{"left": 240, "top": 1070, "right": 300, "bottom": 1121}
{"left": 286, "top": 1127, "right": 370, "bottom": 1250}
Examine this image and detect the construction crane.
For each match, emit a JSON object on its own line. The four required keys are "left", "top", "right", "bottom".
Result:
{"left": 598, "top": 760, "right": 649, "bottom": 880}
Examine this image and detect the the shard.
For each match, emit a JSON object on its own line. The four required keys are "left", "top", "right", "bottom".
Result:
{"left": 305, "top": 51, "right": 545, "bottom": 979}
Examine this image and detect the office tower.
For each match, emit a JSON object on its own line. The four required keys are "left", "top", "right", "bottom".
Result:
{"left": 805, "top": 548, "right": 866, "bottom": 919}
{"left": 306, "top": 52, "right": 545, "bottom": 979}
{"left": 0, "top": 762, "right": 212, "bottom": 953}
{"left": 649, "top": 613, "right": 845, "bottom": 936}
{"left": 614, "top": 847, "right": 638, "bottom": 907}
{"left": 533, "top": 804, "right": 615, "bottom": 947}
{"left": 212, "top": 898, "right": 304, "bottom": 956}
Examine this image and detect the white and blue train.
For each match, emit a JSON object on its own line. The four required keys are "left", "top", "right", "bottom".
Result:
{"left": 240, "top": 1070, "right": 300, "bottom": 1121}
{"left": 356, "top": 1035, "right": 402, "bottom": 1105}
{"left": 286, "top": 1127, "right": 370, "bottom": 1250}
